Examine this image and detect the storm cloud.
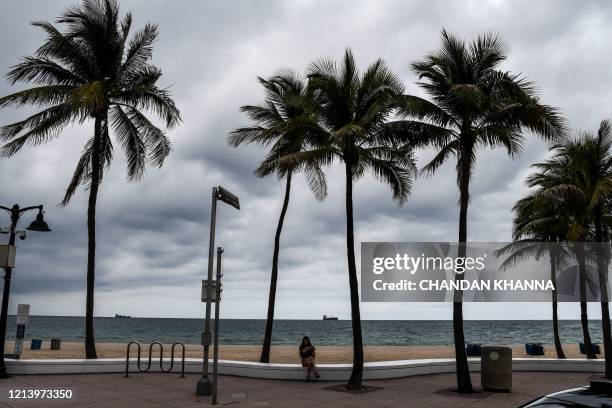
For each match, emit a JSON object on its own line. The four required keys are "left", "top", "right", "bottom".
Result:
{"left": 1, "top": 0, "right": 611, "bottom": 320}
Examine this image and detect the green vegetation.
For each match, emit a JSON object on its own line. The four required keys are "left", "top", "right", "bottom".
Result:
{"left": 235, "top": 49, "right": 417, "bottom": 388}
{"left": 396, "top": 30, "right": 565, "bottom": 392}
{"left": 1, "top": 0, "right": 611, "bottom": 393}
{"left": 229, "top": 71, "right": 327, "bottom": 363}
{"left": 0, "top": 0, "right": 180, "bottom": 358}
{"left": 496, "top": 192, "right": 572, "bottom": 359}
{"left": 517, "top": 121, "right": 612, "bottom": 377}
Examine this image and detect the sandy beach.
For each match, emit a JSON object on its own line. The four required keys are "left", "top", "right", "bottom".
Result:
{"left": 5, "top": 342, "right": 593, "bottom": 362}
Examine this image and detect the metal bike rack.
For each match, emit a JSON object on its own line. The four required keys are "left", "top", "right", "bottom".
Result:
{"left": 125, "top": 341, "right": 185, "bottom": 378}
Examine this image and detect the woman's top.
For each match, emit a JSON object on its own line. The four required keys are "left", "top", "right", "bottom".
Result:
{"left": 300, "top": 345, "right": 315, "bottom": 360}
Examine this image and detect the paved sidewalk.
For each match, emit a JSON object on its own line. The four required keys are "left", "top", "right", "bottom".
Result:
{"left": 0, "top": 371, "right": 596, "bottom": 407}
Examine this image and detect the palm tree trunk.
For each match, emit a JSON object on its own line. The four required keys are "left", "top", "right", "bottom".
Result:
{"left": 594, "top": 210, "right": 612, "bottom": 377}
{"left": 260, "top": 172, "right": 292, "bottom": 363}
{"left": 85, "top": 115, "right": 103, "bottom": 359}
{"left": 550, "top": 254, "right": 565, "bottom": 359}
{"left": 454, "top": 153, "right": 473, "bottom": 394}
{"left": 576, "top": 242, "right": 596, "bottom": 359}
{"left": 345, "top": 159, "right": 364, "bottom": 390}
{"left": 600, "top": 294, "right": 612, "bottom": 377}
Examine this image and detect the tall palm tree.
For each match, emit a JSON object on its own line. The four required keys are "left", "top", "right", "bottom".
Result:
{"left": 588, "top": 121, "right": 612, "bottom": 378}
{"left": 398, "top": 30, "right": 565, "bottom": 392}
{"left": 0, "top": 0, "right": 180, "bottom": 358}
{"left": 528, "top": 139, "right": 597, "bottom": 360}
{"left": 496, "top": 192, "right": 571, "bottom": 359}
{"left": 531, "top": 122, "right": 612, "bottom": 373}
{"left": 229, "top": 71, "right": 327, "bottom": 363}
{"left": 274, "top": 49, "right": 417, "bottom": 389}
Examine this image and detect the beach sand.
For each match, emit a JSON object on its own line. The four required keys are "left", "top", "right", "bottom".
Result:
{"left": 5, "top": 342, "right": 592, "bottom": 362}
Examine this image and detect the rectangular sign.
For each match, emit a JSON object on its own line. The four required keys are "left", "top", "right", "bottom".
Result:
{"left": 16, "top": 304, "right": 29, "bottom": 325}
{"left": 14, "top": 340, "right": 22, "bottom": 356}
{"left": 201, "top": 331, "right": 212, "bottom": 346}
{"left": 201, "top": 280, "right": 218, "bottom": 302}
{"left": 0, "top": 245, "right": 16, "bottom": 268}
{"left": 361, "top": 242, "right": 612, "bottom": 302}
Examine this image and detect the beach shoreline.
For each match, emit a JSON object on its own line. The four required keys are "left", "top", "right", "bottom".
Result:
{"left": 5, "top": 342, "right": 592, "bottom": 362}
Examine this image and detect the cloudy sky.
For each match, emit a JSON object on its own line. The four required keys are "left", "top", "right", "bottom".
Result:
{"left": 1, "top": 0, "right": 611, "bottom": 320}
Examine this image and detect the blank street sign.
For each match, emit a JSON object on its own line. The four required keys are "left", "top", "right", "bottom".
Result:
{"left": 16, "top": 304, "right": 29, "bottom": 325}
{"left": 0, "top": 245, "right": 15, "bottom": 268}
{"left": 201, "top": 280, "right": 219, "bottom": 302}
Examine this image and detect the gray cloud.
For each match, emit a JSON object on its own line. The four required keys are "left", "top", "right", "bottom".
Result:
{"left": 0, "top": 0, "right": 610, "bottom": 320}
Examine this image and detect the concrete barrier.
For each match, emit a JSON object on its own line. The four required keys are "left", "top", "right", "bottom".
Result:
{"left": 5, "top": 357, "right": 605, "bottom": 381}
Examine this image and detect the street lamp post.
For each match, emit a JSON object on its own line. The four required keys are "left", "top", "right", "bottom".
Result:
{"left": 196, "top": 187, "right": 239, "bottom": 396}
{"left": 0, "top": 204, "right": 51, "bottom": 378}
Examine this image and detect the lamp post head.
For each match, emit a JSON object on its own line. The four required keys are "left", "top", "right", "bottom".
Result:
{"left": 26, "top": 208, "right": 51, "bottom": 232}
{"left": 217, "top": 186, "right": 240, "bottom": 210}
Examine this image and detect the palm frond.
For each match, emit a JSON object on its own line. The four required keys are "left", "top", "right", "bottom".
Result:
{"left": 123, "top": 106, "right": 171, "bottom": 167}
{"left": 7, "top": 57, "right": 85, "bottom": 85}
{"left": 0, "top": 105, "right": 76, "bottom": 157}
{"left": 61, "top": 129, "right": 113, "bottom": 206}
{"left": 0, "top": 85, "right": 76, "bottom": 109}
{"left": 303, "top": 162, "right": 328, "bottom": 201}
{"left": 30, "top": 20, "right": 93, "bottom": 79}
{"left": 421, "top": 139, "right": 460, "bottom": 175}
{"left": 121, "top": 23, "right": 158, "bottom": 77}
{"left": 116, "top": 85, "right": 181, "bottom": 128}
{"left": 110, "top": 105, "right": 146, "bottom": 180}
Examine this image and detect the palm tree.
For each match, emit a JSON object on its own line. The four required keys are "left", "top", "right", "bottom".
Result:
{"left": 0, "top": 0, "right": 180, "bottom": 358}
{"left": 276, "top": 49, "right": 417, "bottom": 389}
{"left": 398, "top": 30, "right": 565, "bottom": 392}
{"left": 496, "top": 192, "right": 571, "bottom": 359}
{"left": 531, "top": 122, "right": 612, "bottom": 373}
{"left": 528, "top": 139, "right": 597, "bottom": 360}
{"left": 583, "top": 122, "right": 612, "bottom": 377}
{"left": 229, "top": 71, "right": 327, "bottom": 363}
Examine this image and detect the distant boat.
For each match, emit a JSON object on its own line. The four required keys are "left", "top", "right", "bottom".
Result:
{"left": 322, "top": 314, "right": 338, "bottom": 320}
{"left": 115, "top": 314, "right": 131, "bottom": 318}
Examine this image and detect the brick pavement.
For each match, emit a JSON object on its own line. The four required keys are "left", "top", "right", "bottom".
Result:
{"left": 0, "top": 371, "right": 596, "bottom": 407}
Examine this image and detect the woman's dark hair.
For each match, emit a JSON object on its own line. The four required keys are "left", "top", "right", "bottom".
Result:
{"left": 299, "top": 336, "right": 312, "bottom": 351}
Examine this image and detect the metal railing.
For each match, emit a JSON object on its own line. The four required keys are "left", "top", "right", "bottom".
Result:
{"left": 125, "top": 341, "right": 185, "bottom": 378}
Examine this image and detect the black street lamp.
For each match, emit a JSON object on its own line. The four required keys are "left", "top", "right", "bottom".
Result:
{"left": 0, "top": 204, "right": 51, "bottom": 378}
{"left": 196, "top": 187, "right": 239, "bottom": 396}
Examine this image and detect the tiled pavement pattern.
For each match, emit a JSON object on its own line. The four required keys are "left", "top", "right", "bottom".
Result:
{"left": 0, "top": 371, "right": 596, "bottom": 407}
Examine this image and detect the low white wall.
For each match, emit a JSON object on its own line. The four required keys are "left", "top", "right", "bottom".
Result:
{"left": 5, "top": 358, "right": 604, "bottom": 381}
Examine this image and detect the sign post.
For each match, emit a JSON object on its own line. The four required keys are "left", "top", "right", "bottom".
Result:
{"left": 196, "top": 186, "right": 239, "bottom": 397}
{"left": 211, "top": 247, "right": 223, "bottom": 405}
{"left": 13, "top": 304, "right": 29, "bottom": 358}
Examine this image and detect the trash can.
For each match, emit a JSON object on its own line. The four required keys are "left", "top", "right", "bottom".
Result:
{"left": 525, "top": 343, "right": 544, "bottom": 356}
{"left": 579, "top": 342, "right": 601, "bottom": 355}
{"left": 30, "top": 339, "right": 42, "bottom": 350}
{"left": 481, "top": 346, "right": 512, "bottom": 392}
{"left": 50, "top": 338, "right": 61, "bottom": 350}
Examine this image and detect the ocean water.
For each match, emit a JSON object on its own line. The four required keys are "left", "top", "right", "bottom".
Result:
{"left": 5, "top": 316, "right": 605, "bottom": 347}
